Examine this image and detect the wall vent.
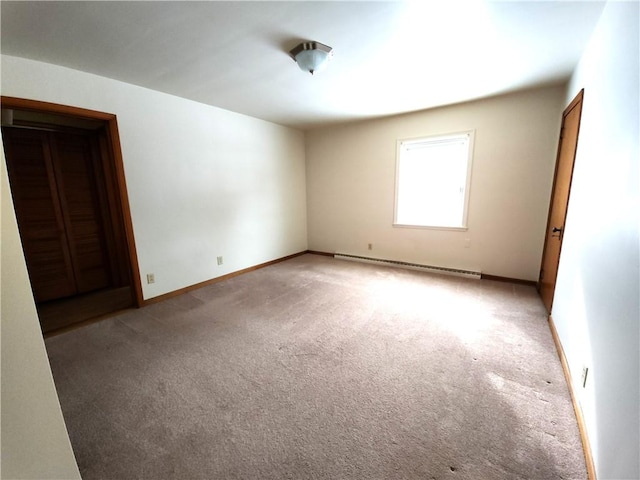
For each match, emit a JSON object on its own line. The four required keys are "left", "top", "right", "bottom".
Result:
{"left": 334, "top": 253, "right": 481, "bottom": 279}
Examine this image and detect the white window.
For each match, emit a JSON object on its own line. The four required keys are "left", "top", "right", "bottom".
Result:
{"left": 394, "top": 131, "right": 474, "bottom": 229}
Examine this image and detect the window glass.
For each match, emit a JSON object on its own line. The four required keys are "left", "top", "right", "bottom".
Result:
{"left": 394, "top": 132, "right": 473, "bottom": 229}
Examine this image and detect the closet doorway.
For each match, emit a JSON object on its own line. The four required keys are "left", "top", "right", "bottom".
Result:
{"left": 1, "top": 97, "right": 142, "bottom": 333}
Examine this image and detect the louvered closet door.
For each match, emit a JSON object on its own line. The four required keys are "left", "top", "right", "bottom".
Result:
{"left": 51, "top": 131, "right": 113, "bottom": 294}
{"left": 3, "top": 127, "right": 114, "bottom": 302}
{"left": 3, "top": 128, "right": 77, "bottom": 301}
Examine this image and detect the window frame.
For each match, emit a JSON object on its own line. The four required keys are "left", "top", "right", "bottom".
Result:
{"left": 393, "top": 130, "right": 475, "bottom": 231}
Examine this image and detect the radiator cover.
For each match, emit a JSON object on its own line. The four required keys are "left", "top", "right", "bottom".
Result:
{"left": 334, "top": 253, "right": 481, "bottom": 279}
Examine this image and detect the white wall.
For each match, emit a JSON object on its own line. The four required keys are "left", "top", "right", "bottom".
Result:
{"left": 553, "top": 2, "right": 639, "bottom": 479}
{"left": 0, "top": 55, "right": 307, "bottom": 478}
{"left": 1, "top": 152, "right": 81, "bottom": 479}
{"left": 1, "top": 55, "right": 308, "bottom": 300}
{"left": 306, "top": 86, "right": 565, "bottom": 280}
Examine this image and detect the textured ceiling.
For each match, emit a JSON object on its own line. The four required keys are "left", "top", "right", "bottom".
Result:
{"left": 1, "top": 1, "right": 605, "bottom": 129}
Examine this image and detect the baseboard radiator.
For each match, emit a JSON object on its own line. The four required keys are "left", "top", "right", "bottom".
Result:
{"left": 334, "top": 253, "right": 481, "bottom": 280}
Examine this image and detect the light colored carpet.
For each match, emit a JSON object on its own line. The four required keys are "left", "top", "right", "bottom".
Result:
{"left": 45, "top": 254, "right": 586, "bottom": 479}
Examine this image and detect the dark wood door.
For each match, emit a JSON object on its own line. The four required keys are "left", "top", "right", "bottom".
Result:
{"left": 538, "top": 90, "right": 584, "bottom": 312}
{"left": 3, "top": 127, "right": 114, "bottom": 303}
{"left": 3, "top": 128, "right": 77, "bottom": 301}
{"left": 51, "top": 131, "right": 114, "bottom": 294}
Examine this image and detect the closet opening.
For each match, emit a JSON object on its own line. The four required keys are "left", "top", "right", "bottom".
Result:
{"left": 1, "top": 97, "right": 142, "bottom": 334}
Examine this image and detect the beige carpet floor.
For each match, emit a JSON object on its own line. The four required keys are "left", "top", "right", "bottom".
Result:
{"left": 45, "top": 254, "right": 586, "bottom": 479}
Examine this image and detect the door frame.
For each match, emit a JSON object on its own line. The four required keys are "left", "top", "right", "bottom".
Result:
{"left": 1, "top": 96, "right": 143, "bottom": 307}
{"left": 537, "top": 89, "right": 584, "bottom": 312}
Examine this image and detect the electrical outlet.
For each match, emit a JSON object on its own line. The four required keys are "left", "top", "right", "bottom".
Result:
{"left": 146, "top": 273, "right": 155, "bottom": 284}
{"left": 217, "top": 256, "right": 223, "bottom": 266}
{"left": 464, "top": 238, "right": 471, "bottom": 248}
{"left": 581, "top": 366, "right": 589, "bottom": 388}
{"left": 368, "top": 243, "right": 373, "bottom": 250}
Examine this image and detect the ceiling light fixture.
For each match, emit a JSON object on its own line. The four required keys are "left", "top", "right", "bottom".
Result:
{"left": 289, "top": 41, "right": 333, "bottom": 75}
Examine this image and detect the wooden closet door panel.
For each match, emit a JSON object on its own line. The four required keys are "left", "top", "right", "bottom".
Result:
{"left": 96, "top": 132, "right": 131, "bottom": 287}
{"left": 2, "top": 128, "right": 77, "bottom": 302}
{"left": 52, "top": 132, "right": 113, "bottom": 293}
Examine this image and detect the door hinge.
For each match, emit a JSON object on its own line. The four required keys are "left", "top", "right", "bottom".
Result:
{"left": 539, "top": 269, "right": 544, "bottom": 281}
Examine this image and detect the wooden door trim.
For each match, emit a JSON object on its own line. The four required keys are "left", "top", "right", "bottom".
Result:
{"left": 1, "top": 96, "right": 143, "bottom": 307}
{"left": 537, "top": 89, "right": 584, "bottom": 311}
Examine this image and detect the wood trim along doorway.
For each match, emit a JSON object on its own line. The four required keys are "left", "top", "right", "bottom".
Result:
{"left": 538, "top": 90, "right": 584, "bottom": 313}
{"left": 1, "top": 96, "right": 143, "bottom": 332}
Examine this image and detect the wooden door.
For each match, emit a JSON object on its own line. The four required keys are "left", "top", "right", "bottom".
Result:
{"left": 50, "top": 131, "right": 114, "bottom": 294}
{"left": 3, "top": 127, "right": 114, "bottom": 302}
{"left": 538, "top": 90, "right": 584, "bottom": 312}
{"left": 3, "top": 128, "right": 78, "bottom": 301}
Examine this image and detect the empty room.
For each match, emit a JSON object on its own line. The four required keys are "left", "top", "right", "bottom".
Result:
{"left": 1, "top": 1, "right": 638, "bottom": 480}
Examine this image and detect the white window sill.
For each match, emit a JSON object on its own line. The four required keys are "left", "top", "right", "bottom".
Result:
{"left": 392, "top": 223, "right": 468, "bottom": 232}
